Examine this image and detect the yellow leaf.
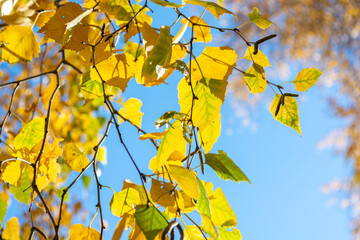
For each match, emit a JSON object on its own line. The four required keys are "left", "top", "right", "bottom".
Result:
{"left": 244, "top": 63, "right": 267, "bottom": 94}
{"left": 201, "top": 214, "right": 218, "bottom": 240}
{"left": 42, "top": 75, "right": 61, "bottom": 111}
{"left": 243, "top": 46, "right": 271, "bottom": 68}
{"left": 181, "top": 16, "right": 212, "bottom": 43}
{"left": 248, "top": 7, "right": 273, "bottom": 30}
{"left": 167, "top": 164, "right": 199, "bottom": 199}
{"left": 150, "top": 179, "right": 176, "bottom": 207}
{"left": 97, "top": 146, "right": 107, "bottom": 165}
{"left": 185, "top": 0, "right": 236, "bottom": 20}
{"left": 270, "top": 94, "right": 301, "bottom": 135}
{"left": 69, "top": 224, "right": 102, "bottom": 240}
{"left": 139, "top": 131, "right": 166, "bottom": 140}
{"left": 2, "top": 217, "right": 20, "bottom": 240}
{"left": 0, "top": 25, "right": 40, "bottom": 63}
{"left": 14, "top": 117, "right": 45, "bottom": 151}
{"left": 110, "top": 188, "right": 140, "bottom": 217}
{"left": 90, "top": 53, "right": 136, "bottom": 92}
{"left": 190, "top": 46, "right": 237, "bottom": 84}
{"left": 118, "top": 98, "right": 143, "bottom": 128}
{"left": 200, "top": 114, "right": 221, "bottom": 153}
{"left": 2, "top": 160, "right": 21, "bottom": 185}
{"left": 184, "top": 225, "right": 204, "bottom": 239}
{"left": 210, "top": 188, "right": 237, "bottom": 227}
{"left": 38, "top": 2, "right": 89, "bottom": 51}
{"left": 293, "top": 68, "right": 323, "bottom": 92}
{"left": 112, "top": 213, "right": 133, "bottom": 240}
{"left": 155, "top": 121, "right": 183, "bottom": 170}
{"left": 63, "top": 143, "right": 89, "bottom": 172}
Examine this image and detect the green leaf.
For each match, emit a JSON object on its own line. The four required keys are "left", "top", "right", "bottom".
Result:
{"left": 13, "top": 117, "right": 44, "bottom": 150}
{"left": 201, "top": 214, "right": 218, "bottom": 240}
{"left": 167, "top": 164, "right": 199, "bottom": 199}
{"left": 110, "top": 188, "right": 140, "bottom": 217}
{"left": 293, "top": 68, "right": 322, "bottom": 92}
{"left": 243, "top": 46, "right": 271, "bottom": 68}
{"left": 270, "top": 94, "right": 301, "bottom": 135}
{"left": 195, "top": 177, "right": 211, "bottom": 217}
{"left": 134, "top": 205, "right": 169, "bottom": 240}
{"left": 10, "top": 169, "right": 31, "bottom": 204}
{"left": 248, "top": 7, "right": 273, "bottom": 29}
{"left": 218, "top": 227, "right": 242, "bottom": 240}
{"left": 185, "top": 0, "right": 236, "bottom": 20}
{"left": 141, "top": 26, "right": 172, "bottom": 84}
{"left": 82, "top": 175, "right": 91, "bottom": 189}
{"left": 80, "top": 71, "right": 103, "bottom": 100}
{"left": 244, "top": 63, "right": 267, "bottom": 94}
{"left": 0, "top": 199, "right": 7, "bottom": 224}
{"left": 155, "top": 120, "right": 183, "bottom": 170}
{"left": 210, "top": 188, "right": 236, "bottom": 227}
{"left": 150, "top": 0, "right": 184, "bottom": 8}
{"left": 178, "top": 77, "right": 225, "bottom": 131}
{"left": 205, "top": 150, "right": 250, "bottom": 183}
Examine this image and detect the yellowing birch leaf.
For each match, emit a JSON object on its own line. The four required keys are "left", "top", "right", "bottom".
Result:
{"left": 150, "top": 0, "right": 184, "bottom": 8}
{"left": 90, "top": 53, "right": 136, "bottom": 92}
{"left": 202, "top": 214, "right": 218, "bottom": 240}
{"left": 9, "top": 169, "right": 31, "bottom": 204}
{"left": 196, "top": 177, "right": 211, "bottom": 217}
{"left": 293, "top": 68, "right": 323, "bottom": 92}
{"left": 141, "top": 26, "right": 172, "bottom": 85}
{"left": 155, "top": 120, "right": 183, "bottom": 170}
{"left": 38, "top": 2, "right": 89, "bottom": 51}
{"left": 181, "top": 16, "right": 212, "bottom": 43}
{"left": 2, "top": 160, "right": 21, "bottom": 185}
{"left": 244, "top": 63, "right": 267, "bottom": 94}
{"left": 118, "top": 98, "right": 143, "bottom": 128}
{"left": 210, "top": 188, "right": 236, "bottom": 227}
{"left": 243, "top": 46, "right": 271, "bottom": 68}
{"left": 63, "top": 143, "right": 89, "bottom": 172}
{"left": 2, "top": 217, "right": 20, "bottom": 240}
{"left": 190, "top": 46, "right": 237, "bottom": 84}
{"left": 69, "top": 224, "right": 102, "bottom": 240}
{"left": 167, "top": 164, "right": 199, "bottom": 199}
{"left": 185, "top": 0, "right": 236, "bottom": 20}
{"left": 110, "top": 188, "right": 140, "bottom": 217}
{"left": 270, "top": 94, "right": 301, "bottom": 135}
{"left": 184, "top": 225, "right": 204, "bottom": 239}
{"left": 14, "top": 117, "right": 44, "bottom": 150}
{"left": 112, "top": 213, "right": 133, "bottom": 240}
{"left": 218, "top": 227, "right": 242, "bottom": 240}
{"left": 0, "top": 25, "right": 40, "bottom": 63}
{"left": 200, "top": 114, "right": 221, "bottom": 153}
{"left": 42, "top": 75, "right": 60, "bottom": 111}
{"left": 139, "top": 131, "right": 166, "bottom": 140}
{"left": 150, "top": 179, "right": 176, "bottom": 207}
{"left": 248, "top": 7, "right": 273, "bottom": 30}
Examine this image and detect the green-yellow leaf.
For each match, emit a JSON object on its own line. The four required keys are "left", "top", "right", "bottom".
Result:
{"left": 185, "top": 0, "right": 236, "bottom": 20}
{"left": 201, "top": 214, "right": 218, "bottom": 240}
{"left": 205, "top": 150, "right": 250, "bottom": 183}
{"left": 218, "top": 227, "right": 242, "bottom": 240}
{"left": 248, "top": 7, "right": 273, "bottom": 30}
{"left": 63, "top": 143, "right": 89, "bottom": 172}
{"left": 293, "top": 68, "right": 322, "bottom": 92}
{"left": 150, "top": 0, "right": 184, "bottom": 8}
{"left": 155, "top": 120, "right": 183, "bottom": 170}
{"left": 14, "top": 117, "right": 44, "bottom": 150}
{"left": 199, "top": 114, "right": 221, "bottom": 153}
{"left": 118, "top": 98, "right": 143, "bottom": 128}
{"left": 69, "top": 224, "right": 102, "bottom": 240}
{"left": 184, "top": 225, "right": 204, "bottom": 239}
{"left": 80, "top": 71, "right": 103, "bottom": 100}
{"left": 244, "top": 63, "right": 267, "bottom": 94}
{"left": 195, "top": 177, "right": 211, "bottom": 217}
{"left": 243, "top": 46, "right": 271, "bottom": 68}
{"left": 110, "top": 188, "right": 140, "bottom": 217}
{"left": 141, "top": 26, "right": 172, "bottom": 85}
{"left": 0, "top": 25, "right": 40, "bottom": 63}
{"left": 270, "top": 94, "right": 301, "bottom": 135}
{"left": 210, "top": 188, "right": 236, "bottom": 227}
{"left": 134, "top": 205, "right": 169, "bottom": 240}
{"left": 10, "top": 169, "right": 31, "bottom": 204}
{"left": 0, "top": 199, "right": 7, "bottom": 224}
{"left": 167, "top": 164, "right": 199, "bottom": 199}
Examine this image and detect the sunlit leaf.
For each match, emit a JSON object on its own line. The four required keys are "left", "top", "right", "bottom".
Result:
{"left": 139, "top": 131, "right": 166, "bottom": 140}
{"left": 134, "top": 205, "right": 169, "bottom": 240}
{"left": 150, "top": 0, "right": 184, "bottom": 8}
{"left": 0, "top": 199, "right": 6, "bottom": 224}
{"left": 293, "top": 68, "right": 323, "bottom": 92}
{"left": 10, "top": 169, "right": 31, "bottom": 204}
{"left": 218, "top": 227, "right": 242, "bottom": 240}
{"left": 150, "top": 179, "right": 176, "bottom": 207}
{"left": 167, "top": 164, "right": 199, "bottom": 199}
{"left": 118, "top": 98, "right": 143, "bottom": 128}
{"left": 195, "top": 176, "right": 211, "bottom": 217}
{"left": 243, "top": 46, "right": 271, "bottom": 68}
{"left": 80, "top": 71, "right": 103, "bottom": 100}
{"left": 199, "top": 114, "right": 221, "bottom": 153}
{"left": 181, "top": 16, "right": 212, "bottom": 43}
{"left": 14, "top": 117, "right": 44, "bottom": 150}
{"left": 2, "top": 160, "right": 21, "bottom": 185}
{"left": 63, "top": 143, "right": 89, "bottom": 172}
{"left": 202, "top": 214, "right": 218, "bottom": 240}
{"left": 244, "top": 63, "right": 267, "bottom": 94}
{"left": 205, "top": 150, "right": 250, "bottom": 183}
{"left": 2, "top": 217, "right": 20, "bottom": 240}
{"left": 0, "top": 25, "right": 40, "bottom": 63}
{"left": 210, "top": 187, "right": 237, "bottom": 227}
{"left": 270, "top": 94, "right": 301, "bottom": 135}
{"left": 185, "top": 0, "right": 236, "bottom": 20}
{"left": 69, "top": 224, "right": 102, "bottom": 240}
{"left": 110, "top": 188, "right": 140, "bottom": 217}
{"left": 248, "top": 7, "right": 273, "bottom": 29}
{"left": 184, "top": 225, "right": 204, "bottom": 239}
